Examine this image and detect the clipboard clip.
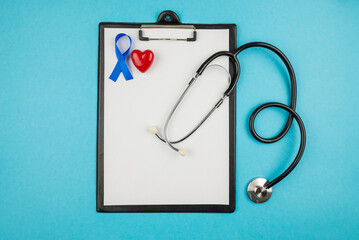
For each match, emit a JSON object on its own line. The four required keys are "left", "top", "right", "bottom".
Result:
{"left": 139, "top": 10, "right": 197, "bottom": 41}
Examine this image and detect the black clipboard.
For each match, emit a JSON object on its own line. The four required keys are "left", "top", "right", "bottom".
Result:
{"left": 97, "top": 10, "right": 237, "bottom": 213}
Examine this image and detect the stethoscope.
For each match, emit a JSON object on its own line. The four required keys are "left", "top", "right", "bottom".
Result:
{"left": 149, "top": 42, "right": 306, "bottom": 203}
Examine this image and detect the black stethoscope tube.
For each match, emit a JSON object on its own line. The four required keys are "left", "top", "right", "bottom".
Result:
{"left": 250, "top": 102, "right": 306, "bottom": 189}
{"left": 236, "top": 43, "right": 304, "bottom": 189}
{"left": 236, "top": 42, "right": 297, "bottom": 144}
{"left": 196, "top": 42, "right": 306, "bottom": 190}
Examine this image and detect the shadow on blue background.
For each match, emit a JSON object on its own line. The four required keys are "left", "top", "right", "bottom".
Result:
{"left": 0, "top": 0, "right": 358, "bottom": 239}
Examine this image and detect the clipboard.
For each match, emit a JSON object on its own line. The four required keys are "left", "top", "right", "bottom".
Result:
{"left": 97, "top": 10, "right": 237, "bottom": 213}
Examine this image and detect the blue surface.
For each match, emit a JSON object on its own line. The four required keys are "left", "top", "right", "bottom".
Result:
{"left": 1, "top": 0, "right": 358, "bottom": 239}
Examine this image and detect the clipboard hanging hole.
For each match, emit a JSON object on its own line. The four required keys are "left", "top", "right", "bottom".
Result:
{"left": 156, "top": 10, "right": 181, "bottom": 24}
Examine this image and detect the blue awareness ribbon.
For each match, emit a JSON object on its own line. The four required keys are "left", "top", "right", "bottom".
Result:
{"left": 109, "top": 33, "right": 133, "bottom": 81}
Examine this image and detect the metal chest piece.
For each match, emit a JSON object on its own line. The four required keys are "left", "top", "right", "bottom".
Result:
{"left": 247, "top": 178, "right": 273, "bottom": 203}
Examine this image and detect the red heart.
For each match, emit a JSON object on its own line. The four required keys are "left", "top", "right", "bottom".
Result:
{"left": 131, "top": 50, "right": 154, "bottom": 73}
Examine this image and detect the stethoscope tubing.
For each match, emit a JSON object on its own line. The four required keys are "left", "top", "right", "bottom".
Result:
{"left": 197, "top": 42, "right": 305, "bottom": 189}
{"left": 234, "top": 42, "right": 297, "bottom": 144}
{"left": 250, "top": 102, "right": 306, "bottom": 189}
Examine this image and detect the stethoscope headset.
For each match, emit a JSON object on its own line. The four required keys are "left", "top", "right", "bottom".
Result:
{"left": 149, "top": 40, "right": 306, "bottom": 203}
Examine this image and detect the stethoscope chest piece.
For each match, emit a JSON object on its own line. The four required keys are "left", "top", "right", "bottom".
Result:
{"left": 247, "top": 178, "right": 273, "bottom": 203}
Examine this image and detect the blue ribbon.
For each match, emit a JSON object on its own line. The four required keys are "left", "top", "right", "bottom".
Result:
{"left": 109, "top": 33, "right": 133, "bottom": 81}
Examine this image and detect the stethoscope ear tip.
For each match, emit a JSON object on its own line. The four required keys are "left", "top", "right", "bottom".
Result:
{"left": 148, "top": 126, "right": 187, "bottom": 157}
{"left": 178, "top": 149, "right": 187, "bottom": 157}
{"left": 148, "top": 126, "right": 158, "bottom": 134}
{"left": 247, "top": 177, "right": 273, "bottom": 203}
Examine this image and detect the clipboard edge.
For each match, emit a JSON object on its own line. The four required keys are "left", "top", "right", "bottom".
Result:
{"left": 97, "top": 22, "right": 237, "bottom": 213}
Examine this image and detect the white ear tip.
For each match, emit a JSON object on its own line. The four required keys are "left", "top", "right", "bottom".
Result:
{"left": 178, "top": 149, "right": 187, "bottom": 157}
{"left": 148, "top": 126, "right": 158, "bottom": 134}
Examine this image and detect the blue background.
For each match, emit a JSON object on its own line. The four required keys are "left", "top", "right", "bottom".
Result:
{"left": 1, "top": 0, "right": 358, "bottom": 239}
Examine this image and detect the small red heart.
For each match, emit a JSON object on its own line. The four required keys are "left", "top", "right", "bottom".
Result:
{"left": 131, "top": 50, "right": 154, "bottom": 73}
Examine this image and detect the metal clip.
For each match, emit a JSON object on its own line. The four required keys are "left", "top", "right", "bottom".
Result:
{"left": 139, "top": 24, "right": 197, "bottom": 41}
